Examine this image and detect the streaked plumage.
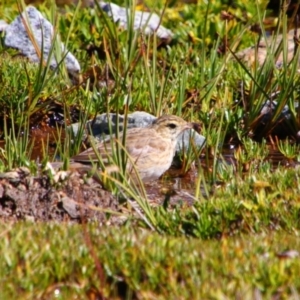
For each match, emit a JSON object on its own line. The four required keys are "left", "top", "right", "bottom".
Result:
{"left": 72, "top": 115, "right": 193, "bottom": 181}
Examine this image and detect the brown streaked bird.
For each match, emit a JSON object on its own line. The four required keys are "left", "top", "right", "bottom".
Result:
{"left": 72, "top": 115, "right": 193, "bottom": 181}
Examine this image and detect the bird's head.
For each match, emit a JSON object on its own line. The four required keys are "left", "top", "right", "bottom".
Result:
{"left": 152, "top": 115, "right": 193, "bottom": 141}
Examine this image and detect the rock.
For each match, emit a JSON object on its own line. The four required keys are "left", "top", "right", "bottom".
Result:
{"left": 5, "top": 186, "right": 28, "bottom": 204}
{"left": 236, "top": 29, "right": 299, "bottom": 68}
{"left": 260, "top": 99, "right": 294, "bottom": 125}
{"left": 0, "top": 171, "right": 21, "bottom": 182}
{"left": 247, "top": 99, "right": 297, "bottom": 138}
{"left": 0, "top": 20, "right": 8, "bottom": 32}
{"left": 17, "top": 167, "right": 31, "bottom": 176}
{"left": 99, "top": 1, "right": 173, "bottom": 41}
{"left": 4, "top": 6, "right": 80, "bottom": 76}
{"left": 60, "top": 194, "right": 79, "bottom": 218}
{"left": 0, "top": 167, "right": 32, "bottom": 183}
{"left": 69, "top": 111, "right": 206, "bottom": 153}
{"left": 177, "top": 129, "right": 205, "bottom": 152}
{"left": 86, "top": 111, "right": 156, "bottom": 138}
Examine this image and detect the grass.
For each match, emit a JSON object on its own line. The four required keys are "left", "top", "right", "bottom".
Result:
{"left": 1, "top": 223, "right": 300, "bottom": 299}
{"left": 1, "top": 0, "right": 300, "bottom": 298}
{"left": 2, "top": 162, "right": 300, "bottom": 298}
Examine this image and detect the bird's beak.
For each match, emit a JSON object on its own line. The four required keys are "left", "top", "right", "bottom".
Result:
{"left": 185, "top": 122, "right": 194, "bottom": 130}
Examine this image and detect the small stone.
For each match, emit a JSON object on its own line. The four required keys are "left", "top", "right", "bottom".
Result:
{"left": 277, "top": 250, "right": 299, "bottom": 259}
{"left": 5, "top": 188, "right": 27, "bottom": 203}
{"left": 61, "top": 195, "right": 79, "bottom": 218}
{"left": 18, "top": 184, "right": 27, "bottom": 191}
{"left": 99, "top": 1, "right": 173, "bottom": 41}
{"left": 0, "top": 171, "right": 20, "bottom": 181}
{"left": 24, "top": 215, "right": 35, "bottom": 222}
{"left": 18, "top": 167, "right": 31, "bottom": 176}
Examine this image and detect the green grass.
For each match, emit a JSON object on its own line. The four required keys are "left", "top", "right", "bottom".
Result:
{"left": 1, "top": 163, "right": 300, "bottom": 298}
{"left": 1, "top": 222, "right": 300, "bottom": 299}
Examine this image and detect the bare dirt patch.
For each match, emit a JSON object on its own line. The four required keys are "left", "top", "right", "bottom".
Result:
{"left": 0, "top": 166, "right": 196, "bottom": 225}
{"left": 0, "top": 167, "right": 120, "bottom": 224}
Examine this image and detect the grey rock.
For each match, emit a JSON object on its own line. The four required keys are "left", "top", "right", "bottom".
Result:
{"left": 69, "top": 111, "right": 156, "bottom": 139}
{"left": 0, "top": 20, "right": 8, "bottom": 32}
{"left": 4, "top": 6, "right": 80, "bottom": 75}
{"left": 69, "top": 111, "right": 206, "bottom": 152}
{"left": 61, "top": 195, "right": 79, "bottom": 218}
{"left": 0, "top": 167, "right": 31, "bottom": 183}
{"left": 5, "top": 186, "right": 28, "bottom": 204}
{"left": 99, "top": 1, "right": 173, "bottom": 40}
{"left": 0, "top": 171, "right": 21, "bottom": 182}
{"left": 260, "top": 100, "right": 294, "bottom": 122}
{"left": 87, "top": 111, "right": 156, "bottom": 138}
{"left": 177, "top": 129, "right": 205, "bottom": 152}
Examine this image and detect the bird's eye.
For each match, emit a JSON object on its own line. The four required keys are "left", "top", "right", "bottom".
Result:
{"left": 167, "top": 123, "right": 177, "bottom": 129}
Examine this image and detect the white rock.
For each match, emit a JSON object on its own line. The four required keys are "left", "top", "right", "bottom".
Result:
{"left": 4, "top": 6, "right": 80, "bottom": 75}
{"left": 0, "top": 20, "right": 8, "bottom": 32}
{"left": 99, "top": 1, "right": 173, "bottom": 40}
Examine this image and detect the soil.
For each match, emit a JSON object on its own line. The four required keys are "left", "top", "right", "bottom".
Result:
{"left": 0, "top": 166, "right": 195, "bottom": 224}
{"left": 0, "top": 166, "right": 121, "bottom": 224}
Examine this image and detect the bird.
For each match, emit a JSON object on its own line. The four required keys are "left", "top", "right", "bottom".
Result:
{"left": 71, "top": 115, "right": 193, "bottom": 182}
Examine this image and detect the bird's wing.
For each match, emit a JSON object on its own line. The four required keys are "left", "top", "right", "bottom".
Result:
{"left": 72, "top": 127, "right": 161, "bottom": 163}
{"left": 125, "top": 132, "right": 168, "bottom": 160}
